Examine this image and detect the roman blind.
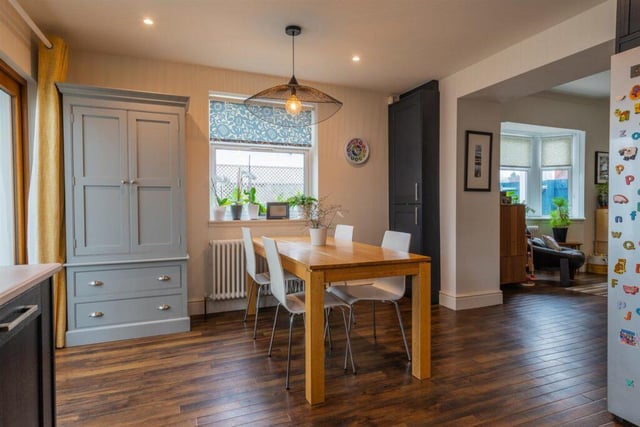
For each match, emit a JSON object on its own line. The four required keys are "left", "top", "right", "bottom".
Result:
{"left": 500, "top": 135, "right": 533, "bottom": 168}
{"left": 209, "top": 99, "right": 312, "bottom": 147}
{"left": 541, "top": 136, "right": 572, "bottom": 167}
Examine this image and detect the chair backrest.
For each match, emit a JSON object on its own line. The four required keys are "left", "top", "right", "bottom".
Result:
{"left": 377, "top": 230, "right": 411, "bottom": 297}
{"left": 241, "top": 227, "right": 257, "bottom": 279}
{"left": 261, "top": 237, "right": 289, "bottom": 308}
{"left": 381, "top": 230, "right": 411, "bottom": 252}
{"left": 334, "top": 224, "right": 354, "bottom": 241}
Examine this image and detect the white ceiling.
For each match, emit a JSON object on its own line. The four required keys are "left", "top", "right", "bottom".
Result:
{"left": 17, "top": 0, "right": 609, "bottom": 95}
{"left": 549, "top": 70, "right": 611, "bottom": 98}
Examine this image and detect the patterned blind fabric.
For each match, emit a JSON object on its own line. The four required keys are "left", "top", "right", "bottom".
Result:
{"left": 209, "top": 100, "right": 312, "bottom": 147}
{"left": 541, "top": 136, "right": 572, "bottom": 167}
{"left": 500, "top": 135, "right": 533, "bottom": 168}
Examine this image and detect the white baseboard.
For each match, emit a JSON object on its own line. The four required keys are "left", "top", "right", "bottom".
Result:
{"left": 439, "top": 289, "right": 503, "bottom": 310}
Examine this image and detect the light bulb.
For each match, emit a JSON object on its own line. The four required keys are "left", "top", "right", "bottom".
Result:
{"left": 285, "top": 94, "right": 302, "bottom": 116}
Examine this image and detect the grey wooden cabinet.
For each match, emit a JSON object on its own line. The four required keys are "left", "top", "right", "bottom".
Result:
{"left": 58, "top": 83, "right": 190, "bottom": 346}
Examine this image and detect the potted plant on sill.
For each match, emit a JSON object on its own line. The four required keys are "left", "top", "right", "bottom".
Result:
{"left": 210, "top": 177, "right": 230, "bottom": 221}
{"left": 229, "top": 186, "right": 248, "bottom": 220}
{"left": 549, "top": 196, "right": 571, "bottom": 242}
{"left": 287, "top": 192, "right": 317, "bottom": 219}
{"left": 302, "top": 197, "right": 343, "bottom": 246}
{"left": 245, "top": 187, "right": 266, "bottom": 220}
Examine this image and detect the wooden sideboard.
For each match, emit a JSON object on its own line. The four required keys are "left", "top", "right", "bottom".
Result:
{"left": 500, "top": 204, "right": 527, "bottom": 284}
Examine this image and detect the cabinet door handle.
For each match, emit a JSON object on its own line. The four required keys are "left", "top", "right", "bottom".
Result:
{"left": 157, "top": 304, "right": 171, "bottom": 311}
{"left": 89, "top": 311, "right": 104, "bottom": 318}
{"left": 130, "top": 179, "right": 137, "bottom": 185}
{"left": 414, "top": 182, "right": 419, "bottom": 201}
{"left": 157, "top": 275, "right": 171, "bottom": 282}
{"left": 414, "top": 206, "right": 419, "bottom": 225}
{"left": 88, "top": 280, "right": 103, "bottom": 287}
{"left": 0, "top": 305, "right": 38, "bottom": 332}
{"left": 121, "top": 179, "right": 128, "bottom": 184}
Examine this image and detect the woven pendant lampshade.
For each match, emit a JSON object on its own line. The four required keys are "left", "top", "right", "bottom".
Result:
{"left": 244, "top": 25, "right": 342, "bottom": 128}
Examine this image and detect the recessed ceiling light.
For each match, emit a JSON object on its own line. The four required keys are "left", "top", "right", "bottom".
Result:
{"left": 352, "top": 55, "right": 361, "bottom": 62}
{"left": 143, "top": 18, "right": 154, "bottom": 26}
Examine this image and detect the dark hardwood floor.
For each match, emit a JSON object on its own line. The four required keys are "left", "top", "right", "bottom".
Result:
{"left": 55, "top": 273, "right": 627, "bottom": 426}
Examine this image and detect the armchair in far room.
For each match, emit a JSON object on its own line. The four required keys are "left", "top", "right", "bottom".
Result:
{"left": 529, "top": 236, "right": 586, "bottom": 287}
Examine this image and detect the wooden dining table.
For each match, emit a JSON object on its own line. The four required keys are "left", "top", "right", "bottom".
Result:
{"left": 252, "top": 235, "right": 431, "bottom": 405}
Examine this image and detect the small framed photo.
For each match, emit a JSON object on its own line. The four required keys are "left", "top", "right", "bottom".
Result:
{"left": 464, "top": 130, "right": 493, "bottom": 191}
{"left": 595, "top": 151, "right": 609, "bottom": 184}
{"left": 266, "top": 202, "right": 290, "bottom": 219}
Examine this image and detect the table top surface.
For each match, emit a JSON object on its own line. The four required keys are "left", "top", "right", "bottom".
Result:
{"left": 0, "top": 263, "right": 62, "bottom": 306}
{"left": 253, "top": 236, "right": 430, "bottom": 270}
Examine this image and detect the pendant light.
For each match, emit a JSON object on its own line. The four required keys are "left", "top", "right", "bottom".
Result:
{"left": 244, "top": 25, "right": 342, "bottom": 127}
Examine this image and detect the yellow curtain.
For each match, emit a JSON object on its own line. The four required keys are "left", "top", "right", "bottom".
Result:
{"left": 35, "top": 36, "right": 68, "bottom": 348}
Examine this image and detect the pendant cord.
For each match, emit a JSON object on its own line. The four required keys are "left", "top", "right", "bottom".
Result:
{"left": 291, "top": 34, "right": 295, "bottom": 77}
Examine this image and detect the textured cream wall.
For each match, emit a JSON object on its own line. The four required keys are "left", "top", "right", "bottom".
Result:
{"left": 66, "top": 50, "right": 389, "bottom": 314}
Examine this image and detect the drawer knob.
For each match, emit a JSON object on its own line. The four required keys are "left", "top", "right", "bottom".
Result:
{"left": 89, "top": 311, "right": 104, "bottom": 318}
{"left": 157, "top": 275, "right": 171, "bottom": 282}
{"left": 88, "top": 280, "right": 104, "bottom": 287}
{"left": 157, "top": 304, "right": 171, "bottom": 311}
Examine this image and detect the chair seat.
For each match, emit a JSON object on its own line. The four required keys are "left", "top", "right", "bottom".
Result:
{"left": 284, "top": 291, "right": 349, "bottom": 315}
{"left": 328, "top": 283, "right": 401, "bottom": 306}
{"left": 255, "top": 271, "right": 301, "bottom": 286}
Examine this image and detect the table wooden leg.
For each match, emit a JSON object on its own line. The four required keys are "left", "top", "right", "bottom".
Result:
{"left": 246, "top": 273, "right": 257, "bottom": 316}
{"left": 304, "top": 270, "right": 325, "bottom": 405}
{"left": 411, "top": 261, "right": 431, "bottom": 379}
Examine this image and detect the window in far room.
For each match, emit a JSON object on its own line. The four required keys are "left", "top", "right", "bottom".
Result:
{"left": 208, "top": 93, "right": 314, "bottom": 219}
{"left": 500, "top": 122, "right": 585, "bottom": 219}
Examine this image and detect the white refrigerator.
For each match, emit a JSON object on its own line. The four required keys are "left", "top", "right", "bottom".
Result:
{"left": 609, "top": 45, "right": 640, "bottom": 425}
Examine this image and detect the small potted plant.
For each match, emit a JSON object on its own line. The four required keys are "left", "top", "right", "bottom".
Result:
{"left": 244, "top": 187, "right": 266, "bottom": 220}
{"left": 287, "top": 192, "right": 317, "bottom": 219}
{"left": 210, "top": 176, "right": 230, "bottom": 221}
{"left": 596, "top": 182, "right": 608, "bottom": 208}
{"left": 302, "top": 197, "right": 343, "bottom": 246}
{"left": 549, "top": 196, "right": 571, "bottom": 242}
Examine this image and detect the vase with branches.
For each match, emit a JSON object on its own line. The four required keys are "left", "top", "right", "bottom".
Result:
{"left": 302, "top": 197, "right": 343, "bottom": 245}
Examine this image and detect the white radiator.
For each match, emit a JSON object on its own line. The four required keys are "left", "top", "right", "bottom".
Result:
{"left": 208, "top": 239, "right": 303, "bottom": 302}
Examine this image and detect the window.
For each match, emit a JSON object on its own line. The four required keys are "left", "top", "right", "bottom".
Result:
{"left": 209, "top": 94, "right": 313, "bottom": 219}
{"left": 0, "top": 61, "right": 27, "bottom": 265}
{"left": 499, "top": 123, "right": 584, "bottom": 218}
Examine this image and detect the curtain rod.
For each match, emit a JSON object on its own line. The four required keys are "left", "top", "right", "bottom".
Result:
{"left": 8, "top": 0, "right": 52, "bottom": 49}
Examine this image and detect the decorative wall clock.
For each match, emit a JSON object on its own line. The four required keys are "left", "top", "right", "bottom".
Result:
{"left": 344, "top": 138, "right": 369, "bottom": 165}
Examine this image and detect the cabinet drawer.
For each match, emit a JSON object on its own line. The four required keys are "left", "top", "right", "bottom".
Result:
{"left": 70, "top": 264, "right": 182, "bottom": 298}
{"left": 74, "top": 294, "right": 183, "bottom": 329}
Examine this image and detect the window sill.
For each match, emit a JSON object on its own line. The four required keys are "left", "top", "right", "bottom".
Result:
{"left": 208, "top": 218, "right": 306, "bottom": 228}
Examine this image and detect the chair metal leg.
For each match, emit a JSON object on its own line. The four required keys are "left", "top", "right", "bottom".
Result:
{"left": 342, "top": 307, "right": 356, "bottom": 374}
{"left": 372, "top": 301, "right": 377, "bottom": 342}
{"left": 285, "top": 313, "right": 295, "bottom": 390}
{"left": 393, "top": 301, "right": 411, "bottom": 361}
{"left": 243, "top": 280, "right": 256, "bottom": 322}
{"left": 252, "top": 285, "right": 262, "bottom": 339}
{"left": 268, "top": 304, "right": 280, "bottom": 357}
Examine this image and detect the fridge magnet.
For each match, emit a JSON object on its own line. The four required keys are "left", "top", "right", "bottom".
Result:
{"left": 616, "top": 164, "right": 625, "bottom": 174}
{"left": 630, "top": 84, "right": 640, "bottom": 100}
{"left": 633, "top": 132, "right": 640, "bottom": 140}
{"left": 631, "top": 211, "right": 637, "bottom": 221}
{"left": 623, "top": 241, "right": 636, "bottom": 250}
{"left": 614, "top": 194, "right": 630, "bottom": 204}
{"left": 635, "top": 103, "right": 640, "bottom": 114}
{"left": 612, "top": 231, "right": 622, "bottom": 239}
{"left": 615, "top": 258, "right": 627, "bottom": 274}
{"left": 627, "top": 175, "right": 636, "bottom": 185}
{"left": 615, "top": 109, "right": 631, "bottom": 121}
{"left": 464, "top": 130, "right": 492, "bottom": 191}
{"left": 344, "top": 138, "right": 370, "bottom": 165}
{"left": 618, "top": 301, "right": 627, "bottom": 309}
{"left": 636, "top": 308, "right": 640, "bottom": 315}
{"left": 616, "top": 215, "right": 624, "bottom": 223}
{"left": 625, "top": 379, "right": 635, "bottom": 388}
{"left": 623, "top": 285, "right": 639, "bottom": 295}
{"left": 613, "top": 279, "right": 619, "bottom": 288}
{"left": 625, "top": 311, "right": 633, "bottom": 321}
{"left": 619, "top": 329, "right": 639, "bottom": 347}
{"left": 617, "top": 95, "right": 627, "bottom": 101}
{"left": 620, "top": 130, "right": 627, "bottom": 137}
{"left": 619, "top": 147, "right": 637, "bottom": 160}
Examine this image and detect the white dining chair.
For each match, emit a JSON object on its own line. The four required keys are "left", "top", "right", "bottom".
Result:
{"left": 241, "top": 227, "right": 300, "bottom": 339}
{"left": 328, "top": 230, "right": 412, "bottom": 361}
{"left": 334, "top": 224, "right": 354, "bottom": 241}
{"left": 262, "top": 236, "right": 356, "bottom": 389}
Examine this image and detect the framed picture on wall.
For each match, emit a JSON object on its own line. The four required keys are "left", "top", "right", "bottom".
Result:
{"left": 595, "top": 151, "right": 609, "bottom": 184}
{"left": 464, "top": 130, "right": 493, "bottom": 191}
